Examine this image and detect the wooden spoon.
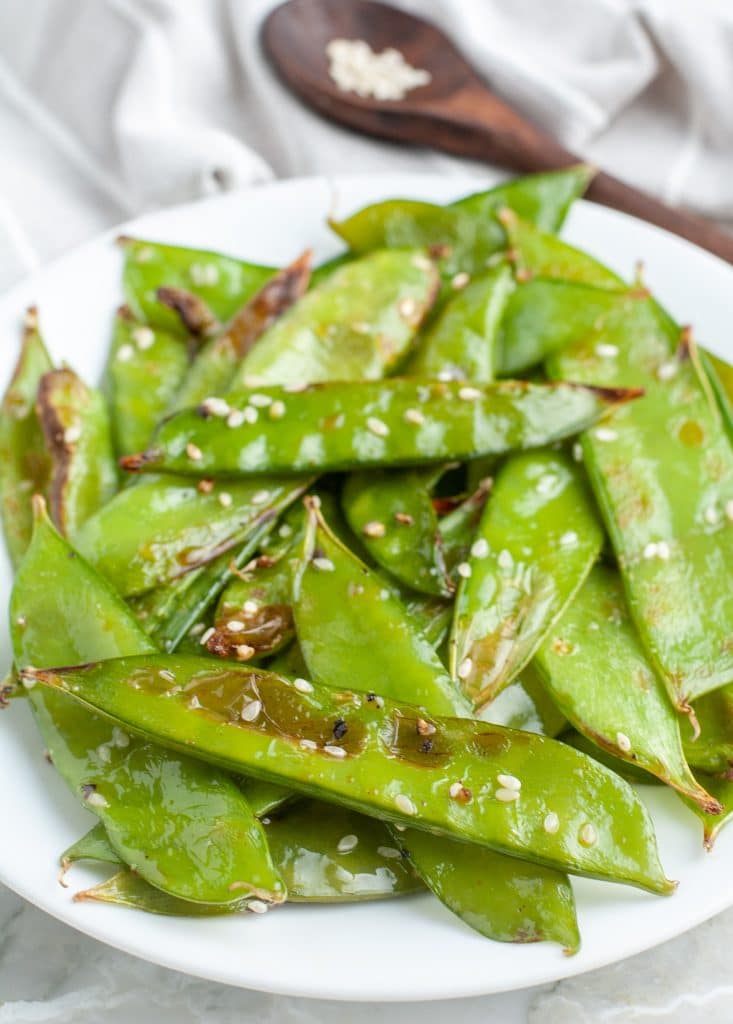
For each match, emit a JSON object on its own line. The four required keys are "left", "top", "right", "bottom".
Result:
{"left": 262, "top": 0, "right": 733, "bottom": 264}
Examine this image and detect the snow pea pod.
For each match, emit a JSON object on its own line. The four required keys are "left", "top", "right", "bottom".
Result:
{"left": 396, "top": 828, "right": 578, "bottom": 952}
{"left": 37, "top": 367, "right": 118, "bottom": 538}
{"left": 533, "top": 565, "right": 718, "bottom": 811}
{"left": 104, "top": 306, "right": 190, "bottom": 455}
{"left": 405, "top": 265, "right": 513, "bottom": 382}
{"left": 119, "top": 236, "right": 276, "bottom": 334}
{"left": 75, "top": 475, "right": 304, "bottom": 596}
{"left": 678, "top": 773, "right": 733, "bottom": 850}
{"left": 0, "top": 308, "right": 52, "bottom": 566}
{"left": 122, "top": 379, "right": 639, "bottom": 478}
{"left": 27, "top": 654, "right": 673, "bottom": 892}
{"left": 450, "top": 450, "right": 604, "bottom": 708}
{"left": 11, "top": 499, "right": 284, "bottom": 907}
{"left": 63, "top": 822, "right": 123, "bottom": 868}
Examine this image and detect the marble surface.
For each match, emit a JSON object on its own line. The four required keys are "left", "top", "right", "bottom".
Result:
{"left": 2, "top": 881, "right": 733, "bottom": 1023}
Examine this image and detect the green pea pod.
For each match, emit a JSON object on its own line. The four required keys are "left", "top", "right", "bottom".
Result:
{"left": 243, "top": 779, "right": 294, "bottom": 818}
{"left": 171, "top": 252, "right": 312, "bottom": 410}
{"left": 119, "top": 236, "right": 276, "bottom": 333}
{"left": 122, "top": 380, "right": 640, "bottom": 478}
{"left": 396, "top": 828, "right": 579, "bottom": 952}
{"left": 27, "top": 654, "right": 674, "bottom": 893}
{"left": 533, "top": 565, "right": 718, "bottom": 812}
{"left": 0, "top": 308, "right": 52, "bottom": 566}
{"left": 329, "top": 166, "right": 594, "bottom": 276}
{"left": 293, "top": 499, "right": 470, "bottom": 716}
{"left": 36, "top": 368, "right": 118, "bottom": 538}
{"left": 75, "top": 475, "right": 305, "bottom": 596}
{"left": 705, "top": 352, "right": 733, "bottom": 439}
{"left": 677, "top": 773, "right": 733, "bottom": 850}
{"left": 405, "top": 265, "right": 513, "bottom": 382}
{"left": 502, "top": 210, "right": 622, "bottom": 289}
{"left": 62, "top": 822, "right": 123, "bottom": 868}
{"left": 104, "top": 306, "right": 191, "bottom": 455}
{"left": 341, "top": 466, "right": 451, "bottom": 597}
{"left": 450, "top": 450, "right": 604, "bottom": 708}
{"left": 681, "top": 685, "right": 733, "bottom": 774}
{"left": 561, "top": 730, "right": 662, "bottom": 785}
{"left": 11, "top": 499, "right": 284, "bottom": 907}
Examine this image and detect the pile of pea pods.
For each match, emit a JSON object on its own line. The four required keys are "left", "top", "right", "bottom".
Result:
{"left": 4, "top": 165, "right": 733, "bottom": 955}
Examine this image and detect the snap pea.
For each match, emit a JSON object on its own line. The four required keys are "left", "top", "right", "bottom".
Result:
{"left": 118, "top": 236, "right": 276, "bottom": 333}
{"left": 104, "top": 306, "right": 190, "bottom": 455}
{"left": 75, "top": 475, "right": 305, "bottom": 596}
{"left": 122, "top": 380, "right": 640, "bottom": 478}
{"left": 396, "top": 828, "right": 579, "bottom": 952}
{"left": 562, "top": 729, "right": 662, "bottom": 785}
{"left": 0, "top": 308, "right": 52, "bottom": 566}
{"left": 27, "top": 654, "right": 674, "bottom": 892}
{"left": 11, "top": 498, "right": 284, "bottom": 906}
{"left": 62, "top": 822, "right": 123, "bottom": 868}
{"left": 450, "top": 450, "right": 604, "bottom": 708}
{"left": 705, "top": 352, "right": 733, "bottom": 439}
{"left": 502, "top": 210, "right": 622, "bottom": 289}
{"left": 405, "top": 265, "right": 513, "bottom": 382}
{"left": 678, "top": 773, "right": 733, "bottom": 850}
{"left": 37, "top": 367, "right": 118, "bottom": 538}
{"left": 533, "top": 565, "right": 719, "bottom": 811}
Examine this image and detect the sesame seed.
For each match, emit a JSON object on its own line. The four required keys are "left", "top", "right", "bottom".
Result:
{"left": 572, "top": 442, "right": 583, "bottom": 462}
{"left": 200, "top": 626, "right": 215, "bottom": 645}
{"left": 227, "top": 620, "right": 245, "bottom": 633}
{"left": 377, "top": 846, "right": 402, "bottom": 859}
{"left": 379, "top": 588, "right": 390, "bottom": 601}
{"left": 657, "top": 361, "right": 678, "bottom": 381}
{"left": 243, "top": 406, "right": 258, "bottom": 424}
{"left": 404, "top": 408, "right": 425, "bottom": 426}
{"left": 300, "top": 739, "right": 317, "bottom": 750}
{"left": 497, "top": 773, "right": 521, "bottom": 791}
{"left": 657, "top": 541, "right": 671, "bottom": 560}
{"left": 190, "top": 262, "right": 219, "bottom": 286}
{"left": 560, "top": 531, "right": 578, "bottom": 547}
{"left": 543, "top": 812, "right": 560, "bottom": 834}
{"left": 458, "top": 386, "right": 481, "bottom": 401}
{"left": 278, "top": 523, "right": 293, "bottom": 538}
{"left": 496, "top": 787, "right": 520, "bottom": 803}
{"left": 251, "top": 489, "right": 270, "bottom": 506}
{"left": 159, "top": 669, "right": 176, "bottom": 682}
{"left": 394, "top": 512, "right": 414, "bottom": 526}
{"left": 594, "top": 427, "right": 618, "bottom": 442}
{"left": 218, "top": 492, "right": 233, "bottom": 508}
{"left": 235, "top": 644, "right": 255, "bottom": 660}
{"left": 97, "top": 744, "right": 111, "bottom": 763}
{"left": 201, "top": 396, "right": 230, "bottom": 418}
{"left": 190, "top": 622, "right": 206, "bottom": 636}
{"left": 705, "top": 504, "right": 720, "bottom": 525}
{"left": 456, "top": 562, "right": 472, "bottom": 579}
{"left": 269, "top": 400, "right": 286, "bottom": 420}
{"left": 197, "top": 478, "right": 214, "bottom": 494}
{"left": 457, "top": 657, "right": 473, "bottom": 680}
{"left": 186, "top": 442, "right": 203, "bottom": 461}
{"left": 112, "top": 727, "right": 129, "bottom": 748}
{"left": 449, "top": 782, "right": 472, "bottom": 802}
{"left": 726, "top": 499, "right": 733, "bottom": 521}
{"left": 227, "top": 409, "right": 246, "bottom": 428}
{"left": 579, "top": 823, "right": 598, "bottom": 847}
{"left": 366, "top": 416, "right": 389, "bottom": 437}
{"left": 313, "top": 556, "right": 335, "bottom": 572}
{"left": 249, "top": 393, "right": 272, "bottom": 408}
{"left": 363, "top": 520, "right": 386, "bottom": 538}
{"left": 616, "top": 731, "right": 632, "bottom": 752}
{"left": 132, "top": 326, "right": 155, "bottom": 350}
{"left": 551, "top": 637, "right": 573, "bottom": 656}
{"left": 189, "top": 695, "right": 202, "bottom": 709}
{"left": 398, "top": 297, "right": 417, "bottom": 319}
{"left": 85, "top": 790, "right": 110, "bottom": 809}
{"left": 451, "top": 271, "right": 470, "bottom": 290}
{"left": 536, "top": 473, "right": 557, "bottom": 496}
{"left": 283, "top": 381, "right": 308, "bottom": 393}
{"left": 63, "top": 425, "right": 81, "bottom": 445}
{"left": 247, "top": 899, "right": 269, "bottom": 914}
{"left": 595, "top": 342, "right": 619, "bottom": 358}
{"left": 412, "top": 254, "right": 433, "bottom": 271}
{"left": 337, "top": 834, "right": 359, "bottom": 853}
{"left": 242, "top": 600, "right": 259, "bottom": 616}
{"left": 395, "top": 794, "right": 417, "bottom": 815}
{"left": 293, "top": 677, "right": 314, "bottom": 693}
{"left": 324, "top": 744, "right": 347, "bottom": 758}
{"left": 135, "top": 246, "right": 153, "bottom": 263}
{"left": 470, "top": 538, "right": 489, "bottom": 559}
{"left": 240, "top": 699, "right": 262, "bottom": 722}
{"left": 15, "top": 615, "right": 26, "bottom": 627}
{"left": 351, "top": 321, "right": 371, "bottom": 335}
{"left": 497, "top": 549, "right": 512, "bottom": 570}
{"left": 643, "top": 541, "right": 659, "bottom": 559}
{"left": 416, "top": 718, "right": 436, "bottom": 736}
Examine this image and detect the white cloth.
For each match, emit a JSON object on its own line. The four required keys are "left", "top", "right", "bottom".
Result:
{"left": 1, "top": 2, "right": 733, "bottom": 1021}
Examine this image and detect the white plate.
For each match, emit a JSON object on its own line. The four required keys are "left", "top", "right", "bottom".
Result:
{"left": 1, "top": 174, "right": 732, "bottom": 1003}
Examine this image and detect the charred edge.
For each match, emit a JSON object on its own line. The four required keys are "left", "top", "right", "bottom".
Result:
{"left": 23, "top": 305, "right": 39, "bottom": 338}
{"left": 702, "top": 794, "right": 724, "bottom": 816}
{"left": 116, "top": 304, "right": 135, "bottom": 322}
{"left": 0, "top": 684, "right": 14, "bottom": 708}
{"left": 119, "top": 450, "right": 160, "bottom": 472}
{"left": 58, "top": 859, "right": 71, "bottom": 888}
{"left": 225, "top": 249, "right": 313, "bottom": 358}
{"left": 36, "top": 370, "right": 79, "bottom": 536}
{"left": 579, "top": 383, "right": 645, "bottom": 405}
{"left": 115, "top": 235, "right": 136, "bottom": 247}
{"left": 156, "top": 287, "right": 220, "bottom": 337}
{"left": 677, "top": 325, "right": 694, "bottom": 362}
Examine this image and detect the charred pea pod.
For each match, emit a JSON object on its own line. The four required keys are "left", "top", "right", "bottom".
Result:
{"left": 0, "top": 308, "right": 52, "bottom": 566}
{"left": 677, "top": 773, "right": 733, "bottom": 851}
{"left": 533, "top": 565, "right": 719, "bottom": 812}
{"left": 121, "top": 379, "right": 641, "bottom": 478}
{"left": 450, "top": 450, "right": 604, "bottom": 709}
{"left": 27, "top": 654, "right": 674, "bottom": 893}
{"left": 11, "top": 498, "right": 284, "bottom": 907}
{"left": 37, "top": 367, "right": 118, "bottom": 538}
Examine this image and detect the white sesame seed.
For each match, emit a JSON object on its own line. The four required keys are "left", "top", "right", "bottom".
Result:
{"left": 458, "top": 386, "right": 481, "bottom": 401}
{"left": 451, "top": 271, "right": 471, "bottom": 290}
{"left": 580, "top": 823, "right": 598, "bottom": 846}
{"left": 190, "top": 622, "right": 206, "bottom": 636}
{"left": 496, "top": 788, "right": 520, "bottom": 803}
{"left": 235, "top": 644, "right": 255, "bottom": 660}
{"left": 595, "top": 343, "right": 619, "bottom": 358}
{"left": 705, "top": 504, "right": 720, "bottom": 525}
{"left": 643, "top": 541, "right": 659, "bottom": 560}
{"left": 269, "top": 400, "right": 286, "bottom": 420}
{"left": 470, "top": 538, "right": 489, "bottom": 559}
{"left": 85, "top": 790, "right": 109, "bottom": 809}
{"left": 594, "top": 427, "right": 618, "bottom": 443}
{"left": 313, "top": 557, "right": 335, "bottom": 572}
{"left": 560, "top": 531, "right": 578, "bottom": 547}
{"left": 293, "top": 677, "right": 314, "bottom": 693}
{"left": 15, "top": 615, "right": 26, "bottom": 627}
{"left": 395, "top": 794, "right": 417, "bottom": 815}
{"left": 616, "top": 731, "right": 632, "bottom": 752}
{"left": 186, "top": 442, "right": 203, "bottom": 461}
{"left": 536, "top": 473, "right": 557, "bottom": 496}
{"left": 379, "top": 588, "right": 390, "bottom": 601}
{"left": 351, "top": 321, "right": 371, "bottom": 335}
{"left": 249, "top": 393, "right": 272, "bottom": 408}
{"left": 251, "top": 489, "right": 271, "bottom": 506}
{"left": 201, "top": 396, "right": 230, "bottom": 418}
{"left": 63, "top": 425, "right": 81, "bottom": 445}
{"left": 497, "top": 549, "right": 512, "bottom": 570}
{"left": 457, "top": 657, "right": 473, "bottom": 680}
{"left": 497, "top": 773, "right": 521, "bottom": 791}
{"left": 227, "top": 620, "right": 246, "bottom": 633}
{"left": 112, "top": 727, "right": 129, "bottom": 748}
{"left": 300, "top": 739, "right": 317, "bottom": 750}
{"left": 135, "top": 246, "right": 153, "bottom": 263}
{"left": 657, "top": 361, "right": 678, "bottom": 381}
{"left": 189, "top": 695, "right": 202, "bottom": 709}
{"left": 227, "top": 409, "right": 246, "bottom": 428}
{"left": 404, "top": 408, "right": 425, "bottom": 426}
{"left": 200, "top": 626, "right": 215, "bottom": 645}
{"left": 247, "top": 899, "right": 269, "bottom": 914}
{"left": 243, "top": 406, "right": 258, "bottom": 425}
{"left": 456, "top": 562, "right": 472, "bottom": 579}
{"left": 449, "top": 782, "right": 464, "bottom": 799}
{"left": 324, "top": 744, "right": 347, "bottom": 758}
{"left": 363, "top": 520, "right": 386, "bottom": 538}
{"left": 412, "top": 254, "right": 433, "bottom": 271}
{"left": 240, "top": 699, "right": 262, "bottom": 722}
{"left": 132, "top": 326, "right": 155, "bottom": 350}
{"left": 283, "top": 381, "right": 308, "bottom": 393}
{"left": 544, "top": 812, "right": 560, "bottom": 834}
{"left": 366, "top": 416, "right": 389, "bottom": 437}
{"left": 377, "top": 846, "right": 402, "bottom": 859}
{"left": 726, "top": 499, "right": 733, "bottom": 521}
{"left": 398, "top": 297, "right": 417, "bottom": 319}
{"left": 572, "top": 442, "right": 583, "bottom": 462}
{"left": 657, "top": 540, "right": 671, "bottom": 560}
{"left": 278, "top": 523, "right": 293, "bottom": 538}
{"left": 218, "top": 492, "right": 233, "bottom": 508}
{"left": 159, "top": 669, "right": 176, "bottom": 682}
{"left": 337, "top": 834, "right": 359, "bottom": 853}
{"left": 190, "top": 262, "right": 219, "bottom": 286}
{"left": 242, "top": 600, "right": 259, "bottom": 616}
